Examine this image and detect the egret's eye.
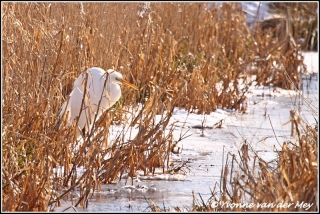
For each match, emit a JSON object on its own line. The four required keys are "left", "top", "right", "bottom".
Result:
{"left": 115, "top": 77, "right": 122, "bottom": 82}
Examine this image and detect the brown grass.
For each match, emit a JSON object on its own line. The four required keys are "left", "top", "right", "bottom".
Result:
{"left": 191, "top": 122, "right": 318, "bottom": 212}
{"left": 2, "top": 2, "right": 310, "bottom": 211}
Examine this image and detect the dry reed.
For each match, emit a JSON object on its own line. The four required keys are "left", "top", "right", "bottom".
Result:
{"left": 2, "top": 2, "right": 310, "bottom": 211}
{"left": 191, "top": 121, "right": 318, "bottom": 212}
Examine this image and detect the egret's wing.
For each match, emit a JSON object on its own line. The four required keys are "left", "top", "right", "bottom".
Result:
{"left": 73, "top": 71, "right": 87, "bottom": 88}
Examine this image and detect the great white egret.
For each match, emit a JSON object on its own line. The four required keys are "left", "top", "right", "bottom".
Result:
{"left": 59, "top": 67, "right": 138, "bottom": 139}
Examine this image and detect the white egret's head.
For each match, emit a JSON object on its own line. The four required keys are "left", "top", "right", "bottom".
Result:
{"left": 106, "top": 69, "right": 138, "bottom": 90}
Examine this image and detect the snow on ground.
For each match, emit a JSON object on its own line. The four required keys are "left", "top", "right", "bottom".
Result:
{"left": 54, "top": 49, "right": 318, "bottom": 212}
{"left": 302, "top": 52, "right": 319, "bottom": 74}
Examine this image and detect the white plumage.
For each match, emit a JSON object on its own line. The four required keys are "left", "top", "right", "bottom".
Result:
{"left": 59, "top": 67, "right": 137, "bottom": 139}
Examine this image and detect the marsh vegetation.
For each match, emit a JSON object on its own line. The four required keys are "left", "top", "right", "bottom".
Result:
{"left": 2, "top": 2, "right": 318, "bottom": 211}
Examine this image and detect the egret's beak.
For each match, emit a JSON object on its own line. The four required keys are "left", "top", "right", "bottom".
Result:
{"left": 121, "top": 79, "right": 138, "bottom": 90}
